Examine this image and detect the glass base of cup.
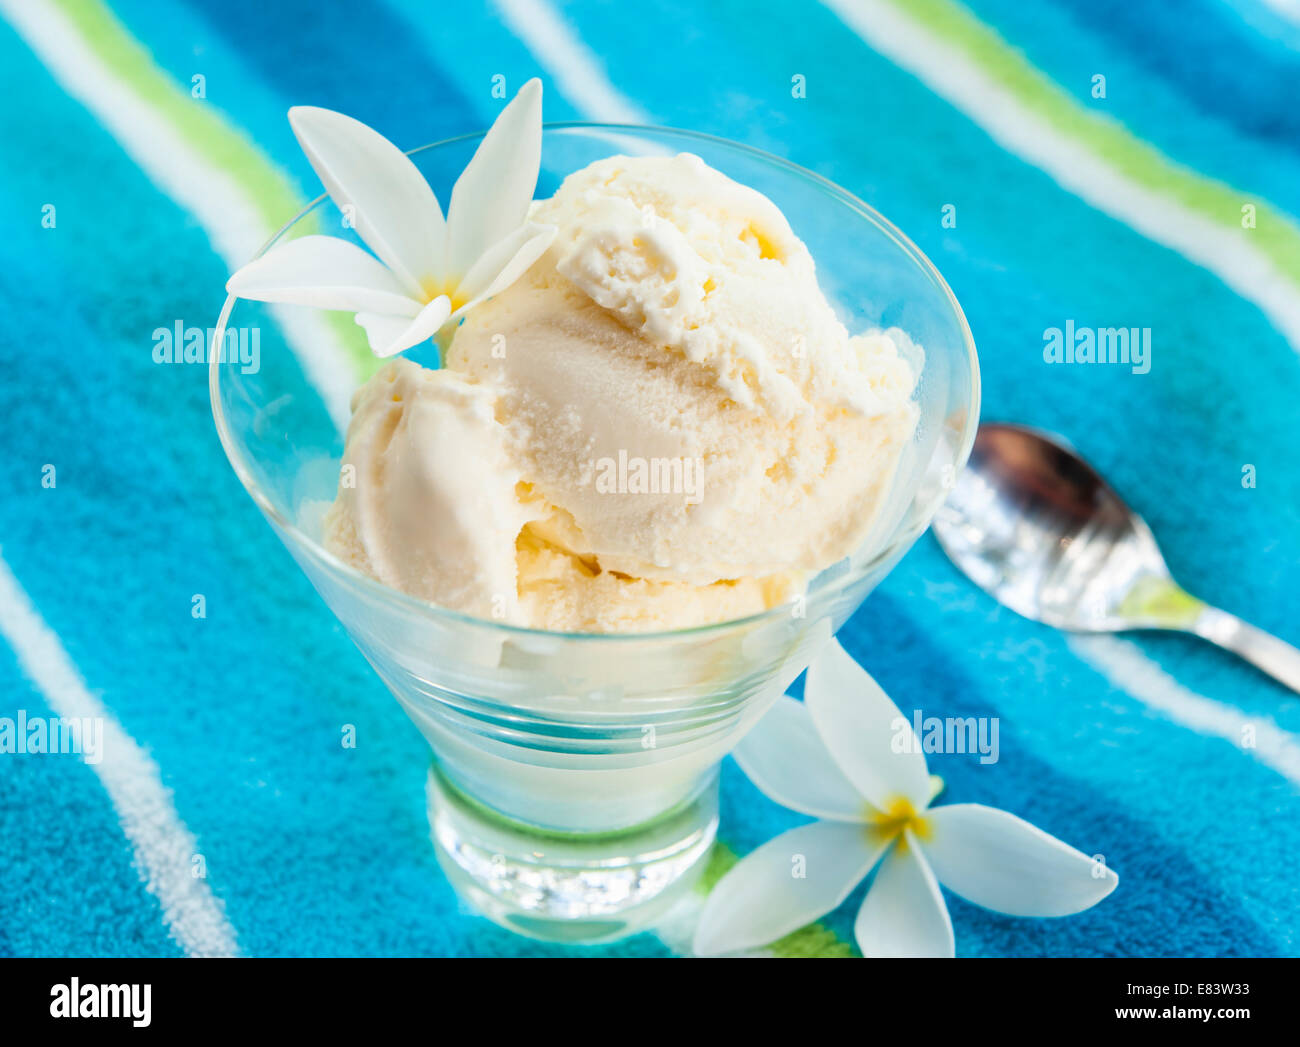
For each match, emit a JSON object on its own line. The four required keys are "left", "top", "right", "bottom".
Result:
{"left": 426, "top": 761, "right": 717, "bottom": 944}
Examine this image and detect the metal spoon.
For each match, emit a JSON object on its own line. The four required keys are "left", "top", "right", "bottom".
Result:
{"left": 931, "top": 422, "right": 1300, "bottom": 694}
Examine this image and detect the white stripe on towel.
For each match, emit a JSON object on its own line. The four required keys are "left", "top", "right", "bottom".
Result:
{"left": 0, "top": 555, "right": 240, "bottom": 957}
{"left": 823, "top": 0, "right": 1300, "bottom": 352}
{"left": 1071, "top": 634, "right": 1300, "bottom": 787}
{"left": 491, "top": 0, "right": 651, "bottom": 123}
{"left": 0, "top": 0, "right": 355, "bottom": 427}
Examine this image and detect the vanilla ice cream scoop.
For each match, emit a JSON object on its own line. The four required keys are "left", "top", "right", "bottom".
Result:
{"left": 322, "top": 361, "right": 530, "bottom": 622}
{"left": 533, "top": 153, "right": 905, "bottom": 419}
{"left": 323, "top": 152, "right": 918, "bottom": 631}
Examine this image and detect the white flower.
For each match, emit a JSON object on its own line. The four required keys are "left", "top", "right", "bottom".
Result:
{"left": 226, "top": 79, "right": 556, "bottom": 358}
{"left": 694, "top": 640, "right": 1119, "bottom": 957}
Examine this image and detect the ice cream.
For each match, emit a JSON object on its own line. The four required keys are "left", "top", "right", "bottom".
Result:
{"left": 322, "top": 152, "right": 918, "bottom": 632}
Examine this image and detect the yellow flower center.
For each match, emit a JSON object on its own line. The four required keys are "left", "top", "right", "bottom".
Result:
{"left": 865, "top": 797, "right": 930, "bottom": 849}
{"left": 419, "top": 277, "right": 468, "bottom": 313}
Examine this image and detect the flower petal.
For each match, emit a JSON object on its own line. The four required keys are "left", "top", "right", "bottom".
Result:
{"left": 854, "top": 832, "right": 954, "bottom": 958}
{"left": 733, "top": 695, "right": 868, "bottom": 822}
{"left": 693, "top": 820, "right": 886, "bottom": 957}
{"left": 453, "top": 222, "right": 556, "bottom": 313}
{"left": 289, "top": 106, "right": 445, "bottom": 296}
{"left": 444, "top": 78, "right": 543, "bottom": 280}
{"left": 226, "top": 235, "right": 421, "bottom": 316}
{"left": 353, "top": 312, "right": 411, "bottom": 355}
{"left": 804, "top": 639, "right": 932, "bottom": 813}
{"left": 356, "top": 295, "right": 451, "bottom": 358}
{"left": 921, "top": 804, "right": 1119, "bottom": 917}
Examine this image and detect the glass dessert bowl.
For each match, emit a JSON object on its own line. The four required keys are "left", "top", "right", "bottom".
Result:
{"left": 211, "top": 123, "right": 979, "bottom": 944}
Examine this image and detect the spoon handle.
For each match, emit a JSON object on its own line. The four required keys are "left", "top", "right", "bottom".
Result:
{"left": 1185, "top": 606, "right": 1300, "bottom": 695}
